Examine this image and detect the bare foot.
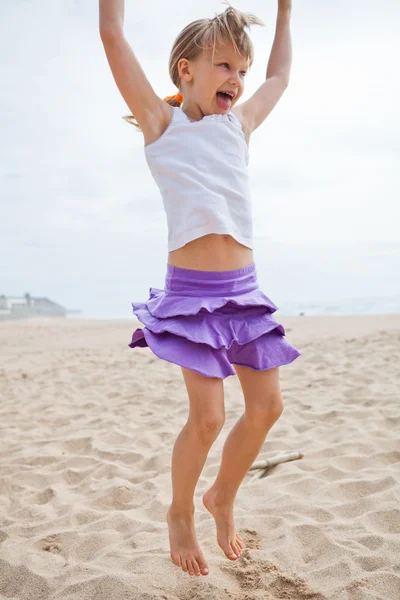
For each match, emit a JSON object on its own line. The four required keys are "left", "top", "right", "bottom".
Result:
{"left": 202, "top": 488, "right": 243, "bottom": 560}
{"left": 166, "top": 506, "right": 209, "bottom": 576}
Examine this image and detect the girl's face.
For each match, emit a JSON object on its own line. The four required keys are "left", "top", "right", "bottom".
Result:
{"left": 178, "top": 41, "right": 249, "bottom": 115}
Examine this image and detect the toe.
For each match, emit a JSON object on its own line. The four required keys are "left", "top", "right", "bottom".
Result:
{"left": 181, "top": 558, "right": 188, "bottom": 573}
{"left": 227, "top": 544, "right": 238, "bottom": 560}
{"left": 171, "top": 553, "right": 181, "bottom": 567}
{"left": 233, "top": 541, "right": 241, "bottom": 556}
{"left": 187, "top": 559, "right": 195, "bottom": 575}
{"left": 192, "top": 559, "right": 201, "bottom": 576}
{"left": 199, "top": 562, "right": 209, "bottom": 575}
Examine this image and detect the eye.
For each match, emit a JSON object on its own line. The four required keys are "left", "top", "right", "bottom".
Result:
{"left": 220, "top": 63, "right": 247, "bottom": 76}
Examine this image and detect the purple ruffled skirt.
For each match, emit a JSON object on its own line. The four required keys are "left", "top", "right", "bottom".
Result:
{"left": 129, "top": 262, "right": 301, "bottom": 379}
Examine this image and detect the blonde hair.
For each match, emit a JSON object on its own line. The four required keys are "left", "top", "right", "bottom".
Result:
{"left": 122, "top": 1, "right": 265, "bottom": 131}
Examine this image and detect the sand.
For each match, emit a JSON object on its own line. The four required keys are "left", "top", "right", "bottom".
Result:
{"left": 0, "top": 314, "right": 399, "bottom": 599}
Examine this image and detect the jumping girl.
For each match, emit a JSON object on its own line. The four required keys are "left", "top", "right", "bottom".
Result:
{"left": 99, "top": 0, "right": 300, "bottom": 578}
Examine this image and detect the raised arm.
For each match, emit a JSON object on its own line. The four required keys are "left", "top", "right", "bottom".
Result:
{"left": 99, "top": 0, "right": 165, "bottom": 129}
{"left": 237, "top": 0, "right": 293, "bottom": 134}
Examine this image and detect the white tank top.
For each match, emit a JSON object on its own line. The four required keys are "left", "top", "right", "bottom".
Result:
{"left": 144, "top": 106, "right": 253, "bottom": 252}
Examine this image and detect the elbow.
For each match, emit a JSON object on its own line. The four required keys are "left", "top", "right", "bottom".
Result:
{"left": 279, "top": 73, "right": 290, "bottom": 88}
{"left": 99, "top": 25, "right": 123, "bottom": 42}
{"left": 278, "top": 75, "right": 290, "bottom": 89}
{"left": 267, "top": 73, "right": 290, "bottom": 88}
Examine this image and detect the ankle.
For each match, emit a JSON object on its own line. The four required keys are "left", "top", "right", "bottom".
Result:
{"left": 205, "top": 485, "right": 236, "bottom": 508}
{"left": 168, "top": 502, "right": 195, "bottom": 520}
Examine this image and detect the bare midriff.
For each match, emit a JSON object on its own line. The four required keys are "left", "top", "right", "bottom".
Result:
{"left": 167, "top": 233, "right": 254, "bottom": 272}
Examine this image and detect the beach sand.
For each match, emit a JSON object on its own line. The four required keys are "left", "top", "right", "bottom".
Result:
{"left": 0, "top": 315, "right": 399, "bottom": 599}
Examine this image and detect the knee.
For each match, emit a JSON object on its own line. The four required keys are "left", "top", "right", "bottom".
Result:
{"left": 189, "top": 414, "right": 225, "bottom": 442}
{"left": 246, "top": 394, "right": 284, "bottom": 427}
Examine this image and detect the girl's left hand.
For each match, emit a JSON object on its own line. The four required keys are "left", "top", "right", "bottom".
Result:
{"left": 278, "top": 0, "right": 292, "bottom": 10}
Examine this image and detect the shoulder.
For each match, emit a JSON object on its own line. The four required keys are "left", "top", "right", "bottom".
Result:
{"left": 141, "top": 103, "right": 174, "bottom": 147}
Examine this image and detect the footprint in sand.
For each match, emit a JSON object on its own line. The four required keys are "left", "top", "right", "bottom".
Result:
{"left": 221, "top": 528, "right": 325, "bottom": 599}
{"left": 39, "top": 533, "right": 62, "bottom": 554}
{"left": 240, "top": 528, "right": 261, "bottom": 550}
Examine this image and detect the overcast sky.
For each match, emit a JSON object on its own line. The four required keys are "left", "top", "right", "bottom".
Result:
{"left": 1, "top": 0, "right": 399, "bottom": 316}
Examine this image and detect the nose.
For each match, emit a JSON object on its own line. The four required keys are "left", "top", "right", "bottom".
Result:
{"left": 229, "top": 73, "right": 242, "bottom": 92}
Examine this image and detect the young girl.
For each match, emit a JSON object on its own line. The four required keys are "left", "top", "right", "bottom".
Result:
{"left": 100, "top": 0, "right": 299, "bottom": 578}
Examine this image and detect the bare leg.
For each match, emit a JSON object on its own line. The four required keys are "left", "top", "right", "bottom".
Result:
{"left": 203, "top": 366, "right": 283, "bottom": 560}
{"left": 167, "top": 422, "right": 214, "bottom": 576}
{"left": 167, "top": 367, "right": 225, "bottom": 576}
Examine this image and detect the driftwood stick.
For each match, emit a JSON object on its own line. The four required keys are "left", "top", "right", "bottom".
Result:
{"left": 248, "top": 451, "right": 304, "bottom": 472}
{"left": 248, "top": 470, "right": 266, "bottom": 484}
{"left": 248, "top": 452, "right": 304, "bottom": 484}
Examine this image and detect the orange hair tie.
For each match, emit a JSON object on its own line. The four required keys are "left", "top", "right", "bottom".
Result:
{"left": 163, "top": 92, "right": 183, "bottom": 104}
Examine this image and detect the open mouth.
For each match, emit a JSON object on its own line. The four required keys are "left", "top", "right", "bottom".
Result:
{"left": 216, "top": 91, "right": 234, "bottom": 109}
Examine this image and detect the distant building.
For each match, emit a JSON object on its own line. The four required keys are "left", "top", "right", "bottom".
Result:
{"left": 0, "top": 293, "right": 67, "bottom": 321}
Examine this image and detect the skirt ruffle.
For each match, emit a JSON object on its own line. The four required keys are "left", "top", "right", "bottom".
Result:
{"left": 129, "top": 264, "right": 301, "bottom": 379}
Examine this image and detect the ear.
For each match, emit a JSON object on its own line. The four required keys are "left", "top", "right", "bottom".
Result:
{"left": 178, "top": 57, "right": 193, "bottom": 83}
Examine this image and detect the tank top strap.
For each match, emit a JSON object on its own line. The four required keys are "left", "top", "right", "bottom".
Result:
{"left": 227, "top": 111, "right": 244, "bottom": 132}
{"left": 172, "top": 106, "right": 188, "bottom": 122}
